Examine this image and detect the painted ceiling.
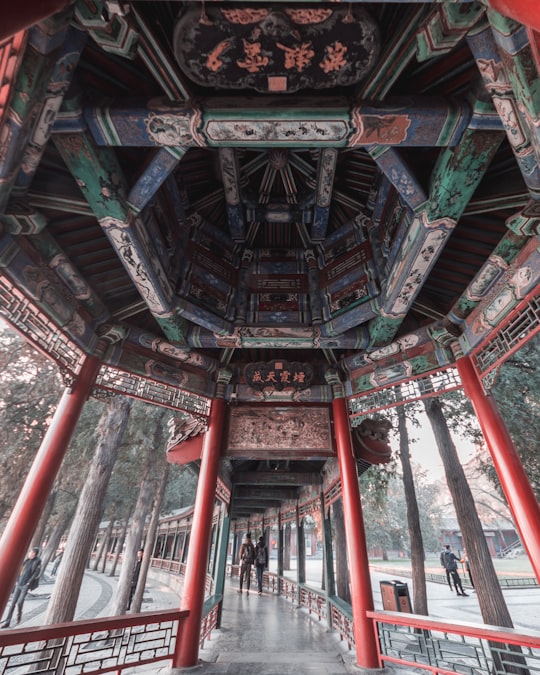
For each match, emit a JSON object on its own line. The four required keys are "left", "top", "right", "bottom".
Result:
{"left": 1, "top": 2, "right": 540, "bottom": 515}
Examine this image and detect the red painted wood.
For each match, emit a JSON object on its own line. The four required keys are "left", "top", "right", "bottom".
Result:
{"left": 488, "top": 0, "right": 540, "bottom": 32}
{"left": 456, "top": 355, "right": 540, "bottom": 584}
{"left": 332, "top": 395, "right": 380, "bottom": 669}
{"left": 0, "top": 0, "right": 71, "bottom": 41}
{"left": 166, "top": 434, "right": 204, "bottom": 465}
{"left": 172, "top": 395, "right": 226, "bottom": 668}
{"left": 0, "top": 354, "right": 101, "bottom": 617}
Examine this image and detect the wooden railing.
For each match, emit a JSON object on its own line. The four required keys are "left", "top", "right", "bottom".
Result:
{"left": 369, "top": 609, "right": 540, "bottom": 675}
{"left": 0, "top": 609, "right": 188, "bottom": 674}
{"left": 0, "top": 576, "right": 223, "bottom": 674}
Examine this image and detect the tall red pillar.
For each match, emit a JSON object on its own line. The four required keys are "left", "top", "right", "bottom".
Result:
{"left": 456, "top": 354, "right": 540, "bottom": 583}
{"left": 172, "top": 369, "right": 230, "bottom": 668}
{"left": 0, "top": 352, "right": 101, "bottom": 616}
{"left": 327, "top": 371, "right": 380, "bottom": 669}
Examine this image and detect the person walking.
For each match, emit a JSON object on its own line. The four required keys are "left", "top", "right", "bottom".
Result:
{"left": 238, "top": 533, "right": 255, "bottom": 594}
{"left": 128, "top": 548, "right": 144, "bottom": 610}
{"left": 1, "top": 547, "right": 42, "bottom": 627}
{"left": 254, "top": 536, "right": 268, "bottom": 595}
{"left": 443, "top": 545, "right": 469, "bottom": 596}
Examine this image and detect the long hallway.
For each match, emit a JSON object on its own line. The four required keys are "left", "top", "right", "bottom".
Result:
{"left": 163, "top": 580, "right": 355, "bottom": 675}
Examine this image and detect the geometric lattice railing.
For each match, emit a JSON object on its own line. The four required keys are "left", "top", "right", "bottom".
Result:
{"left": 369, "top": 610, "right": 540, "bottom": 675}
{"left": 0, "top": 610, "right": 187, "bottom": 675}
{"left": 349, "top": 367, "right": 461, "bottom": 421}
{"left": 96, "top": 365, "right": 211, "bottom": 417}
{"left": 474, "top": 292, "right": 540, "bottom": 378}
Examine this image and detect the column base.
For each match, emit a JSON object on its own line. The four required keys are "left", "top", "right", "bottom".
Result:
{"left": 158, "top": 664, "right": 204, "bottom": 674}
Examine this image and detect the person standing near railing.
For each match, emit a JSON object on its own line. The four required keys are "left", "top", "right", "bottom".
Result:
{"left": 1, "top": 547, "right": 42, "bottom": 628}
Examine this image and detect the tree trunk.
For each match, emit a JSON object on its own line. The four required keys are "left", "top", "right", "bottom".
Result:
{"left": 32, "top": 490, "right": 57, "bottom": 552}
{"left": 44, "top": 396, "right": 133, "bottom": 624}
{"left": 111, "top": 408, "right": 167, "bottom": 616}
{"left": 99, "top": 518, "right": 115, "bottom": 573}
{"left": 397, "top": 404, "right": 428, "bottom": 615}
{"left": 333, "top": 498, "right": 351, "bottom": 604}
{"left": 131, "top": 460, "right": 169, "bottom": 613}
{"left": 93, "top": 517, "right": 114, "bottom": 571}
{"left": 283, "top": 523, "right": 291, "bottom": 571}
{"left": 109, "top": 514, "right": 130, "bottom": 577}
{"left": 424, "top": 398, "right": 513, "bottom": 627}
{"left": 39, "top": 501, "right": 76, "bottom": 575}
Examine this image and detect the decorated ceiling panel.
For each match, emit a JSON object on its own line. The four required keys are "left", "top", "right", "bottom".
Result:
{"left": 0, "top": 0, "right": 539, "bottom": 405}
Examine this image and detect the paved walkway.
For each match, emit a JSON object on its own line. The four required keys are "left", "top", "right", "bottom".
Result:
{"left": 177, "top": 583, "right": 355, "bottom": 674}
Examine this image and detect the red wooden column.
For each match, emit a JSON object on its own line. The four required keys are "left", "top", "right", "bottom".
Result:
{"left": 0, "top": 352, "right": 101, "bottom": 616}
{"left": 326, "top": 370, "right": 380, "bottom": 669}
{"left": 456, "top": 354, "right": 540, "bottom": 582}
{"left": 172, "top": 369, "right": 230, "bottom": 669}
{"left": 0, "top": 0, "right": 72, "bottom": 40}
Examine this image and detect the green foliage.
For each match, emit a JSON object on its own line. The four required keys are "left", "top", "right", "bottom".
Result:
{"left": 490, "top": 334, "right": 540, "bottom": 500}
{"left": 361, "top": 471, "right": 443, "bottom": 554}
{"left": 435, "top": 335, "right": 540, "bottom": 502}
{"left": 0, "top": 321, "right": 196, "bottom": 534}
{"left": 162, "top": 463, "right": 197, "bottom": 513}
{"left": 0, "top": 323, "right": 63, "bottom": 517}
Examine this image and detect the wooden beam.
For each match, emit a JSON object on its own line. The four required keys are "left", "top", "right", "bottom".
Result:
{"left": 233, "top": 472, "right": 321, "bottom": 487}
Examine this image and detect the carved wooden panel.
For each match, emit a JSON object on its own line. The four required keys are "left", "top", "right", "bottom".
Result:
{"left": 226, "top": 405, "right": 333, "bottom": 459}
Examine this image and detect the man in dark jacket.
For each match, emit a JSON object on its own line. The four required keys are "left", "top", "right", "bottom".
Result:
{"left": 1, "top": 547, "right": 42, "bottom": 627}
{"left": 443, "top": 545, "right": 469, "bottom": 596}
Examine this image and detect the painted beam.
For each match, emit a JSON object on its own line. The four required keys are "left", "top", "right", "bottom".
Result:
{"left": 367, "top": 123, "right": 505, "bottom": 347}
{"left": 0, "top": 14, "right": 74, "bottom": 213}
{"left": 74, "top": 95, "right": 484, "bottom": 150}
{"left": 233, "top": 472, "right": 322, "bottom": 486}
{"left": 233, "top": 488, "right": 299, "bottom": 501}
{"left": 448, "top": 230, "right": 530, "bottom": 326}
{"left": 359, "top": 5, "right": 430, "bottom": 101}
{"left": 467, "top": 19, "right": 540, "bottom": 196}
{"left": 368, "top": 146, "right": 427, "bottom": 210}
{"left": 312, "top": 148, "right": 338, "bottom": 241}
{"left": 460, "top": 235, "right": 540, "bottom": 353}
{"left": 127, "top": 147, "right": 185, "bottom": 213}
{"left": 416, "top": 3, "right": 486, "bottom": 62}
{"left": 218, "top": 148, "right": 246, "bottom": 242}
{"left": 52, "top": 129, "right": 193, "bottom": 344}
{"left": 0, "top": 231, "right": 103, "bottom": 354}
{"left": 487, "top": 10, "right": 540, "bottom": 138}
{"left": 130, "top": 4, "right": 192, "bottom": 101}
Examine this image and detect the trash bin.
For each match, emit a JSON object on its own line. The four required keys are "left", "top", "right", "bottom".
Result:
{"left": 380, "top": 580, "right": 412, "bottom": 612}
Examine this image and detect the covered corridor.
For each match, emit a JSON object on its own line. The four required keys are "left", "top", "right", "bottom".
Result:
{"left": 1, "top": 1, "right": 540, "bottom": 672}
